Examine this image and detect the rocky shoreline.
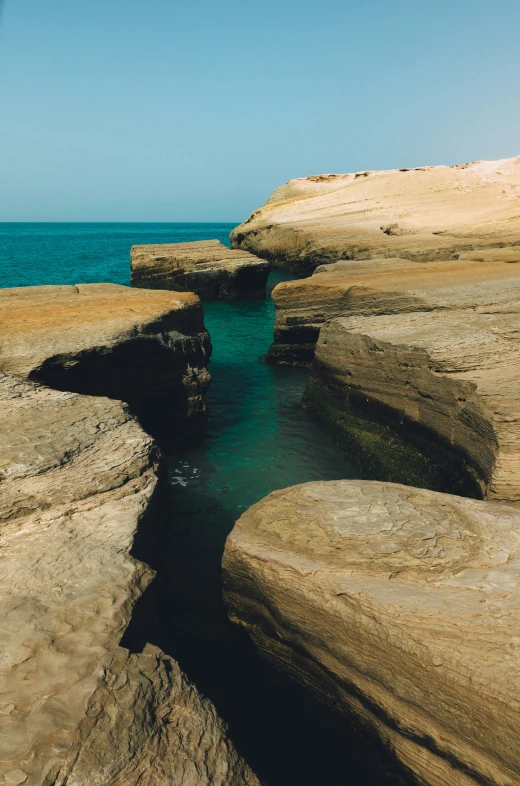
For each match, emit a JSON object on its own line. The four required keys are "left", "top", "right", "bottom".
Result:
{"left": 3, "top": 156, "right": 520, "bottom": 785}
{"left": 0, "top": 284, "right": 258, "bottom": 785}
{"left": 223, "top": 157, "right": 520, "bottom": 785}
{"left": 230, "top": 157, "right": 520, "bottom": 273}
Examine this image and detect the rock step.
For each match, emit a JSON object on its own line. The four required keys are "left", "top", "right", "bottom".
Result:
{"left": 131, "top": 239, "right": 270, "bottom": 299}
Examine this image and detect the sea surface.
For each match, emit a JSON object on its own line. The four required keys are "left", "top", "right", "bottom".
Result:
{"left": 0, "top": 222, "right": 235, "bottom": 287}
{"left": 0, "top": 224, "right": 403, "bottom": 785}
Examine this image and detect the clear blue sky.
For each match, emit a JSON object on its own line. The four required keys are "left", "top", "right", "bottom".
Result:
{"left": 1, "top": 0, "right": 519, "bottom": 222}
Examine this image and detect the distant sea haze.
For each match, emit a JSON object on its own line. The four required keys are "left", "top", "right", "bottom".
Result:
{"left": 0, "top": 223, "right": 237, "bottom": 289}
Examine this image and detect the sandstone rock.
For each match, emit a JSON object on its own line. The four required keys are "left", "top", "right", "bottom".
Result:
{"left": 0, "top": 283, "right": 212, "bottom": 442}
{"left": 223, "top": 479, "right": 520, "bottom": 786}
{"left": 267, "top": 255, "right": 520, "bottom": 364}
{"left": 231, "top": 156, "right": 520, "bottom": 272}
{"left": 0, "top": 373, "right": 157, "bottom": 783}
{"left": 0, "top": 286, "right": 259, "bottom": 784}
{"left": 290, "top": 259, "right": 520, "bottom": 501}
{"left": 131, "top": 239, "right": 270, "bottom": 299}
{"left": 59, "top": 644, "right": 259, "bottom": 785}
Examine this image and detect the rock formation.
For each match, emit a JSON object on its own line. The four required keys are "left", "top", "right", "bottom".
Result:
{"left": 231, "top": 156, "right": 520, "bottom": 272}
{"left": 266, "top": 256, "right": 520, "bottom": 501}
{"left": 223, "top": 479, "right": 520, "bottom": 786}
{"left": 0, "top": 283, "right": 212, "bottom": 442}
{"left": 0, "top": 285, "right": 259, "bottom": 785}
{"left": 267, "top": 252, "right": 520, "bottom": 365}
{"left": 222, "top": 160, "right": 520, "bottom": 786}
{"left": 131, "top": 239, "right": 270, "bottom": 299}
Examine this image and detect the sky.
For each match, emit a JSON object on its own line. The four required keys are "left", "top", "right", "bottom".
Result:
{"left": 0, "top": 0, "right": 519, "bottom": 222}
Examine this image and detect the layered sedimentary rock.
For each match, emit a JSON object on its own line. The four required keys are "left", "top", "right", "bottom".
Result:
{"left": 0, "top": 285, "right": 259, "bottom": 785}
{"left": 0, "top": 283, "right": 212, "bottom": 441}
{"left": 223, "top": 479, "right": 520, "bottom": 786}
{"left": 131, "top": 239, "right": 270, "bottom": 299}
{"left": 284, "top": 258, "right": 519, "bottom": 501}
{"left": 231, "top": 156, "right": 520, "bottom": 272}
{"left": 267, "top": 252, "right": 520, "bottom": 364}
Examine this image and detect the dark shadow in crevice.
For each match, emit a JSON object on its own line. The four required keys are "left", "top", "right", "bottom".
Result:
{"left": 122, "top": 474, "right": 412, "bottom": 786}
{"left": 304, "top": 372, "right": 490, "bottom": 501}
{"left": 29, "top": 337, "right": 206, "bottom": 450}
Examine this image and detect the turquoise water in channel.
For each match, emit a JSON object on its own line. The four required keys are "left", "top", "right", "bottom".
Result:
{"left": 1, "top": 224, "right": 403, "bottom": 786}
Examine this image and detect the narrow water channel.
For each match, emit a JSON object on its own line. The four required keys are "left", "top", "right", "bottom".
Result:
{"left": 134, "top": 273, "right": 407, "bottom": 786}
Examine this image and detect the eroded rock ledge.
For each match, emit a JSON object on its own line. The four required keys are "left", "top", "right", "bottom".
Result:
{"left": 0, "top": 283, "right": 212, "bottom": 443}
{"left": 231, "top": 156, "right": 520, "bottom": 273}
{"left": 263, "top": 256, "right": 520, "bottom": 501}
{"left": 224, "top": 479, "right": 520, "bottom": 786}
{"left": 267, "top": 252, "right": 520, "bottom": 365}
{"left": 0, "top": 285, "right": 259, "bottom": 785}
{"left": 131, "top": 239, "right": 270, "bottom": 299}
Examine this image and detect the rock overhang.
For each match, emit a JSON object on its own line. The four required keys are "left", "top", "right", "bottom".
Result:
{"left": 0, "top": 283, "right": 259, "bottom": 784}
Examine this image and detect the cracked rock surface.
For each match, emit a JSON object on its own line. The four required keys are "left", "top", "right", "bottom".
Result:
{"left": 223, "top": 479, "right": 520, "bottom": 786}
{"left": 131, "top": 239, "right": 270, "bottom": 299}
{"left": 231, "top": 155, "right": 520, "bottom": 273}
{"left": 0, "top": 285, "right": 258, "bottom": 785}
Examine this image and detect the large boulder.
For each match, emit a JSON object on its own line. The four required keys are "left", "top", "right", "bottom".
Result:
{"left": 223, "top": 479, "right": 520, "bottom": 786}
{"left": 0, "top": 285, "right": 259, "bottom": 785}
{"left": 131, "top": 239, "right": 270, "bottom": 299}
{"left": 231, "top": 156, "right": 520, "bottom": 273}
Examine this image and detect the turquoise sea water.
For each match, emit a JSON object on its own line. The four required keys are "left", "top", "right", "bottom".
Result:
{"left": 0, "top": 222, "right": 235, "bottom": 287}
{"left": 1, "top": 224, "right": 403, "bottom": 786}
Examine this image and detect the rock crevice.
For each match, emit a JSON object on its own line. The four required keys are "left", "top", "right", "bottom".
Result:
{"left": 0, "top": 284, "right": 259, "bottom": 785}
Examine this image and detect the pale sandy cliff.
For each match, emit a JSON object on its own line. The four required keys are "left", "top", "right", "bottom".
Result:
{"left": 231, "top": 156, "right": 520, "bottom": 272}
{"left": 223, "top": 157, "right": 520, "bottom": 786}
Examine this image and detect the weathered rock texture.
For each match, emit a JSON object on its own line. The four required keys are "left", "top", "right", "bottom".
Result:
{"left": 284, "top": 258, "right": 520, "bottom": 501}
{"left": 0, "top": 285, "right": 259, "bottom": 785}
{"left": 131, "top": 239, "right": 270, "bottom": 299}
{"left": 267, "top": 253, "right": 520, "bottom": 365}
{"left": 0, "top": 283, "right": 212, "bottom": 442}
{"left": 224, "top": 479, "right": 520, "bottom": 786}
{"left": 231, "top": 155, "right": 520, "bottom": 273}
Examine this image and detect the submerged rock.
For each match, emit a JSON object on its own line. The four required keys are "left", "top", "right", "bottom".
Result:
{"left": 0, "top": 285, "right": 259, "bottom": 784}
{"left": 231, "top": 156, "right": 520, "bottom": 272}
{"left": 223, "top": 479, "right": 520, "bottom": 786}
{"left": 131, "top": 239, "right": 270, "bottom": 299}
